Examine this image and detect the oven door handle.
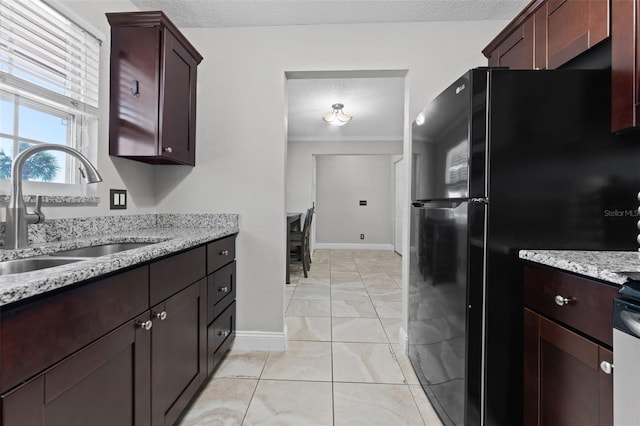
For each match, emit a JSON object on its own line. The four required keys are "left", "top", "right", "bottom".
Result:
{"left": 621, "top": 310, "right": 640, "bottom": 338}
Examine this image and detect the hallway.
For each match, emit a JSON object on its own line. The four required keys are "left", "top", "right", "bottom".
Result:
{"left": 179, "top": 250, "right": 442, "bottom": 425}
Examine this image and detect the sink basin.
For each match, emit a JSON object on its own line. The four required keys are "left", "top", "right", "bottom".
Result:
{"left": 0, "top": 257, "right": 82, "bottom": 275}
{"left": 619, "top": 271, "right": 640, "bottom": 281}
{"left": 50, "top": 242, "right": 153, "bottom": 257}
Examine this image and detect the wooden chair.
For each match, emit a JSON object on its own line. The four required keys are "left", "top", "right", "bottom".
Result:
{"left": 290, "top": 207, "right": 313, "bottom": 278}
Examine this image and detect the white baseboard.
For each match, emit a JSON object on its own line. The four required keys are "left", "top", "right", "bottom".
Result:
{"left": 398, "top": 327, "right": 408, "bottom": 353}
{"left": 233, "top": 329, "right": 287, "bottom": 352}
{"left": 314, "top": 243, "right": 395, "bottom": 251}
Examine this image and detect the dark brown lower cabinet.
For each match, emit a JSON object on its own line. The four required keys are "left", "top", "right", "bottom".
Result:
{"left": 151, "top": 279, "right": 207, "bottom": 426}
{"left": 1, "top": 312, "right": 152, "bottom": 426}
{"left": 0, "top": 236, "right": 237, "bottom": 426}
{"left": 524, "top": 308, "right": 613, "bottom": 426}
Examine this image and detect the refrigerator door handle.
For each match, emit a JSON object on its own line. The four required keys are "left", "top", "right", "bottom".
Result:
{"left": 470, "top": 197, "right": 488, "bottom": 204}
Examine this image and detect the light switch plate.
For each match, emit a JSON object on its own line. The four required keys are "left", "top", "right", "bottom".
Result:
{"left": 110, "top": 189, "right": 127, "bottom": 210}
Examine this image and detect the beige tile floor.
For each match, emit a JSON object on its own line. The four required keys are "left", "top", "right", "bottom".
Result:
{"left": 178, "top": 249, "right": 443, "bottom": 425}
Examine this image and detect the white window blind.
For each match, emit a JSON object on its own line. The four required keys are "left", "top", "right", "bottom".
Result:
{"left": 0, "top": 0, "right": 101, "bottom": 114}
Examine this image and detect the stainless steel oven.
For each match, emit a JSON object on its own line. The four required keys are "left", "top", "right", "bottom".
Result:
{"left": 613, "top": 297, "right": 640, "bottom": 425}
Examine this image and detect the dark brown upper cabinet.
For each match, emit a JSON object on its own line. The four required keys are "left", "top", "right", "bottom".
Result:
{"left": 107, "top": 11, "right": 203, "bottom": 166}
{"left": 483, "top": 0, "right": 609, "bottom": 71}
{"left": 611, "top": 0, "right": 640, "bottom": 132}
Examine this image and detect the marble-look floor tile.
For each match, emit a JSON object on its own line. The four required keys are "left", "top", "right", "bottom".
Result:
{"left": 380, "top": 317, "right": 402, "bottom": 344}
{"left": 391, "top": 343, "right": 421, "bottom": 385}
{"left": 212, "top": 350, "right": 269, "bottom": 379}
{"left": 286, "top": 299, "right": 331, "bottom": 317}
{"left": 332, "top": 342, "right": 405, "bottom": 384}
{"left": 331, "top": 299, "right": 377, "bottom": 318}
{"left": 410, "top": 384, "right": 444, "bottom": 425}
{"left": 367, "top": 287, "right": 402, "bottom": 302}
{"left": 286, "top": 316, "right": 332, "bottom": 341}
{"left": 333, "top": 382, "right": 425, "bottom": 426}
{"left": 261, "top": 341, "right": 332, "bottom": 381}
{"left": 331, "top": 288, "right": 370, "bottom": 302}
{"left": 297, "top": 277, "right": 330, "bottom": 286}
{"left": 177, "top": 378, "right": 257, "bottom": 425}
{"left": 331, "top": 271, "right": 362, "bottom": 284}
{"left": 332, "top": 317, "right": 388, "bottom": 343}
{"left": 374, "top": 301, "right": 402, "bottom": 319}
{"left": 330, "top": 280, "right": 366, "bottom": 290}
{"left": 244, "top": 380, "right": 333, "bottom": 426}
{"left": 292, "top": 284, "right": 330, "bottom": 300}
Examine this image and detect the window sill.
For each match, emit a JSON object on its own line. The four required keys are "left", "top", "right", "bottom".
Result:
{"left": 0, "top": 195, "right": 100, "bottom": 205}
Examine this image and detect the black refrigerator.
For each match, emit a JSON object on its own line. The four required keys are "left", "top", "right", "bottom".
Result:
{"left": 408, "top": 68, "right": 640, "bottom": 426}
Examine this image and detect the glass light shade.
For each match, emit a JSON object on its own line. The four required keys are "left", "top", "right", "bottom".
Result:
{"left": 323, "top": 103, "right": 352, "bottom": 126}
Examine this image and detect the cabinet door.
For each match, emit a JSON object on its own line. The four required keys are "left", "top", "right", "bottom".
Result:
{"left": 1, "top": 313, "right": 152, "bottom": 426}
{"left": 109, "top": 25, "right": 161, "bottom": 158}
{"left": 151, "top": 279, "right": 207, "bottom": 426}
{"left": 523, "top": 308, "right": 613, "bottom": 426}
{"left": 160, "top": 28, "right": 199, "bottom": 165}
{"left": 546, "top": 0, "right": 609, "bottom": 68}
{"left": 611, "top": 0, "right": 640, "bottom": 132}
{"left": 487, "top": 16, "right": 534, "bottom": 69}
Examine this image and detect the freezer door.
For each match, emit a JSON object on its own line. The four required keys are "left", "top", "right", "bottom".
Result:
{"left": 408, "top": 200, "right": 469, "bottom": 426}
{"left": 412, "top": 73, "right": 471, "bottom": 201}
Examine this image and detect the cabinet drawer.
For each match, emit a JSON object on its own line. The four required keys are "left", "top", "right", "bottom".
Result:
{"left": 207, "top": 261, "right": 236, "bottom": 323}
{"left": 208, "top": 301, "right": 235, "bottom": 374}
{"left": 0, "top": 266, "right": 149, "bottom": 393}
{"left": 207, "top": 235, "right": 236, "bottom": 273}
{"left": 150, "top": 246, "right": 206, "bottom": 306}
{"left": 523, "top": 264, "right": 618, "bottom": 346}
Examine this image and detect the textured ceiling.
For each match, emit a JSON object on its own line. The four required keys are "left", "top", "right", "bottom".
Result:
{"left": 287, "top": 76, "right": 405, "bottom": 142}
{"left": 131, "top": 0, "right": 528, "bottom": 28}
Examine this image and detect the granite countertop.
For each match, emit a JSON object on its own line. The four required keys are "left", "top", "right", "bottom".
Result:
{"left": 519, "top": 249, "right": 640, "bottom": 285}
{"left": 0, "top": 214, "right": 239, "bottom": 307}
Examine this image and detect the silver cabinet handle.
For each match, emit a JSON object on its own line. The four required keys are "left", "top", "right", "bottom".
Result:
{"left": 600, "top": 361, "right": 613, "bottom": 375}
{"left": 554, "top": 295, "right": 575, "bottom": 306}
{"left": 131, "top": 79, "right": 139, "bottom": 96}
{"left": 219, "top": 250, "right": 229, "bottom": 256}
{"left": 218, "top": 286, "right": 229, "bottom": 293}
{"left": 137, "top": 320, "right": 153, "bottom": 331}
{"left": 218, "top": 330, "right": 230, "bottom": 337}
{"left": 163, "top": 146, "right": 173, "bottom": 153}
{"left": 153, "top": 311, "right": 167, "bottom": 321}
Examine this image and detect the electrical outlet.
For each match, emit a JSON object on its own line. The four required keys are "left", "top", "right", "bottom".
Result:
{"left": 110, "top": 189, "right": 127, "bottom": 210}
{"left": 360, "top": 234, "right": 365, "bottom": 240}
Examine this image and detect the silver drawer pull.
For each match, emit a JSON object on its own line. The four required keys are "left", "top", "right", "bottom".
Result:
{"left": 600, "top": 361, "right": 613, "bottom": 375}
{"left": 218, "top": 330, "right": 230, "bottom": 337}
{"left": 163, "top": 146, "right": 173, "bottom": 153}
{"left": 153, "top": 311, "right": 167, "bottom": 321}
{"left": 219, "top": 250, "right": 229, "bottom": 256}
{"left": 218, "top": 286, "right": 229, "bottom": 293}
{"left": 137, "top": 320, "right": 153, "bottom": 331}
{"left": 554, "top": 295, "right": 575, "bottom": 306}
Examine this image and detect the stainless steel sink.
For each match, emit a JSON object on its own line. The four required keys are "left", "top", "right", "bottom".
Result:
{"left": 0, "top": 257, "right": 83, "bottom": 275}
{"left": 618, "top": 271, "right": 640, "bottom": 281}
{"left": 50, "top": 242, "right": 153, "bottom": 257}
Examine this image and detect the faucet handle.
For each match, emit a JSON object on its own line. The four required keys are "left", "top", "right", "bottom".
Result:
{"left": 32, "top": 195, "right": 45, "bottom": 224}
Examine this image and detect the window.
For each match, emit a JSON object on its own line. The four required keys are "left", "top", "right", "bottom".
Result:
{"left": 0, "top": 0, "right": 101, "bottom": 185}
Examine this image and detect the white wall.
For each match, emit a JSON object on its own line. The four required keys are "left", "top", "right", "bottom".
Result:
{"left": 286, "top": 140, "right": 402, "bottom": 214}
{"left": 315, "top": 154, "right": 394, "bottom": 247}
{"left": 30, "top": 5, "right": 507, "bottom": 345}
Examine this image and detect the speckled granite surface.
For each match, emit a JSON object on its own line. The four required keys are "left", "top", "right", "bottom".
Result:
{"left": 519, "top": 250, "right": 640, "bottom": 285}
{"left": 0, "top": 213, "right": 239, "bottom": 307}
{"left": 0, "top": 195, "right": 100, "bottom": 205}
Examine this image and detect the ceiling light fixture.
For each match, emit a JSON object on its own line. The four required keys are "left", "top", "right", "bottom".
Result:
{"left": 322, "top": 103, "right": 353, "bottom": 126}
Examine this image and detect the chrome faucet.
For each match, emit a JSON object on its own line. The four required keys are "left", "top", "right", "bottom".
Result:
{"left": 4, "top": 144, "right": 103, "bottom": 249}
